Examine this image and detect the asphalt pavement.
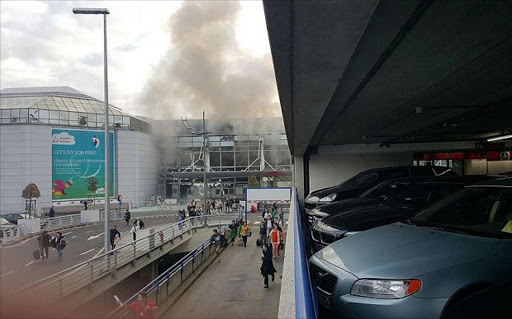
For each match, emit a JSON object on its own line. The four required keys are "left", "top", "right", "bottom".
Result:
{"left": 0, "top": 212, "right": 179, "bottom": 293}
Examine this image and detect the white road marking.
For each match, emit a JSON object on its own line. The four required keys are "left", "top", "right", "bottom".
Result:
{"left": 86, "top": 231, "right": 93, "bottom": 233}
{"left": 87, "top": 232, "right": 104, "bottom": 241}
{"left": 25, "top": 261, "right": 34, "bottom": 267}
{"left": 80, "top": 248, "right": 96, "bottom": 256}
{"left": 1, "top": 271, "right": 14, "bottom": 277}
{"left": 63, "top": 232, "right": 72, "bottom": 236}
{"left": 72, "top": 236, "right": 77, "bottom": 239}
{"left": 254, "top": 221, "right": 261, "bottom": 224}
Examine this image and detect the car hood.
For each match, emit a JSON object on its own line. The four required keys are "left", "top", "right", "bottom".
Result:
{"left": 314, "top": 223, "right": 500, "bottom": 279}
{"left": 321, "top": 205, "right": 414, "bottom": 231}
{"left": 314, "top": 198, "right": 380, "bottom": 216}
{"left": 307, "top": 185, "right": 364, "bottom": 201}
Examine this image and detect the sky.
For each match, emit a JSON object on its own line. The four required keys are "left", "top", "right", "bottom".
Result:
{"left": 0, "top": 1, "right": 281, "bottom": 119}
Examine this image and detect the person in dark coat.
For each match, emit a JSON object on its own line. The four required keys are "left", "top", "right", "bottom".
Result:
{"left": 260, "top": 243, "right": 277, "bottom": 288}
{"left": 124, "top": 209, "right": 131, "bottom": 226}
{"left": 48, "top": 206, "right": 55, "bottom": 218}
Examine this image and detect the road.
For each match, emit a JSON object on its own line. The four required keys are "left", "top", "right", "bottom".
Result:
{"left": 0, "top": 211, "right": 179, "bottom": 292}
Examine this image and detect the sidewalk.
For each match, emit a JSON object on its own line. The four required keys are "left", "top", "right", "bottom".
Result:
{"left": 159, "top": 215, "right": 285, "bottom": 319}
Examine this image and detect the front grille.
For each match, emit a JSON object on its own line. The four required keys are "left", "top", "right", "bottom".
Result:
{"left": 305, "top": 202, "right": 317, "bottom": 210}
{"left": 311, "top": 229, "right": 321, "bottom": 242}
{"left": 309, "top": 263, "right": 338, "bottom": 295}
{"left": 320, "top": 232, "right": 337, "bottom": 244}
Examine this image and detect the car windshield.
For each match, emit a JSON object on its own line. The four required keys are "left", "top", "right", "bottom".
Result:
{"left": 360, "top": 181, "right": 411, "bottom": 200}
{"left": 411, "top": 187, "right": 512, "bottom": 238}
{"left": 386, "top": 183, "right": 463, "bottom": 209}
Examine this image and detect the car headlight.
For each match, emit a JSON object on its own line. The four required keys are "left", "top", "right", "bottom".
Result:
{"left": 319, "top": 193, "right": 337, "bottom": 202}
{"left": 305, "top": 196, "right": 320, "bottom": 204}
{"left": 351, "top": 279, "right": 422, "bottom": 299}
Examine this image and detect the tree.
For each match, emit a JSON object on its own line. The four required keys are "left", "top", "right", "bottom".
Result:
{"left": 87, "top": 176, "right": 99, "bottom": 210}
{"left": 248, "top": 175, "right": 260, "bottom": 187}
{"left": 22, "top": 183, "right": 41, "bottom": 218}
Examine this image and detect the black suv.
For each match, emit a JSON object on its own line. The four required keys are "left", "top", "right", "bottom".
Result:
{"left": 310, "top": 175, "right": 495, "bottom": 252}
{"left": 304, "top": 166, "right": 455, "bottom": 209}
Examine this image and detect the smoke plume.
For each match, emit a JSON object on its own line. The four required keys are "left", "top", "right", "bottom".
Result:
{"left": 139, "top": 1, "right": 280, "bottom": 120}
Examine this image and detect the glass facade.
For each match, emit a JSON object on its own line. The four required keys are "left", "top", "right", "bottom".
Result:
{"left": 0, "top": 93, "right": 150, "bottom": 133}
{"left": 162, "top": 133, "right": 292, "bottom": 200}
{"left": 163, "top": 134, "right": 292, "bottom": 172}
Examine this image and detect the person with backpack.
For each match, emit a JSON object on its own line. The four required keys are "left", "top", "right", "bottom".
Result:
{"left": 53, "top": 232, "right": 67, "bottom": 261}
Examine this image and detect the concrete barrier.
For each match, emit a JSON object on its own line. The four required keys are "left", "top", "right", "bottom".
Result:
{"left": 81, "top": 210, "right": 100, "bottom": 223}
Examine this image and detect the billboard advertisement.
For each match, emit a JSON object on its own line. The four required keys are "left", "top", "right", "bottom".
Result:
{"left": 52, "top": 129, "right": 114, "bottom": 200}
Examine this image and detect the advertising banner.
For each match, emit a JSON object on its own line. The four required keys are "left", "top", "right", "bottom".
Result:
{"left": 52, "top": 129, "right": 114, "bottom": 200}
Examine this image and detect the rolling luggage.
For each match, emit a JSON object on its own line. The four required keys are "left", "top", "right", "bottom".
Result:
{"left": 33, "top": 249, "right": 41, "bottom": 260}
{"left": 256, "top": 239, "right": 261, "bottom": 247}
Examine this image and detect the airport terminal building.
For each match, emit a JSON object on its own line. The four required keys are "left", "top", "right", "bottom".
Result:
{"left": 0, "top": 86, "right": 292, "bottom": 214}
{"left": 0, "top": 87, "right": 159, "bottom": 214}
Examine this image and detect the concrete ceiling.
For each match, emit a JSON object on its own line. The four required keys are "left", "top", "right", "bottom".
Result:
{"left": 264, "top": 0, "right": 512, "bottom": 156}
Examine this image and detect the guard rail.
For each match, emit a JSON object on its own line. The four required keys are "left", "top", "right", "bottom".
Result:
{"left": 105, "top": 220, "right": 235, "bottom": 318}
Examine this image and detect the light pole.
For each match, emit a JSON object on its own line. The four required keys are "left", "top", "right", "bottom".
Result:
{"left": 73, "top": 7, "right": 111, "bottom": 253}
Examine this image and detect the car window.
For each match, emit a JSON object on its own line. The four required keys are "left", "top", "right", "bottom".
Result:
{"left": 343, "top": 171, "right": 380, "bottom": 188}
{"left": 410, "top": 166, "right": 436, "bottom": 176}
{"left": 387, "top": 183, "right": 463, "bottom": 210}
{"left": 412, "top": 188, "right": 512, "bottom": 238}
{"left": 360, "top": 181, "right": 411, "bottom": 200}
{"left": 377, "top": 168, "right": 409, "bottom": 181}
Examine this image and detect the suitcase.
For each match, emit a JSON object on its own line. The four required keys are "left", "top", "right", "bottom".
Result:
{"left": 256, "top": 239, "right": 261, "bottom": 247}
{"left": 33, "top": 249, "right": 41, "bottom": 260}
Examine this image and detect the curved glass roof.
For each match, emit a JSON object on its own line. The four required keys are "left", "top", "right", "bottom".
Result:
{"left": 0, "top": 86, "right": 150, "bottom": 133}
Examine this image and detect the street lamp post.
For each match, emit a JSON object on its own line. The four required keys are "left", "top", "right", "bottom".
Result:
{"left": 73, "top": 8, "right": 111, "bottom": 254}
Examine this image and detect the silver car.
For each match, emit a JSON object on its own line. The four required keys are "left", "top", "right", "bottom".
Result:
{"left": 310, "top": 177, "right": 512, "bottom": 318}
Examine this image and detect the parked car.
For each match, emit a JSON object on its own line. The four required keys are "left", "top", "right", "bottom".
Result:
{"left": 306, "top": 176, "right": 432, "bottom": 225}
{"left": 309, "top": 177, "right": 512, "bottom": 319}
{"left": 304, "top": 166, "right": 455, "bottom": 209}
{"left": 441, "top": 280, "right": 512, "bottom": 319}
{"left": 3, "top": 213, "right": 33, "bottom": 225}
{"left": 0, "top": 217, "right": 14, "bottom": 226}
{"left": 309, "top": 176, "right": 495, "bottom": 251}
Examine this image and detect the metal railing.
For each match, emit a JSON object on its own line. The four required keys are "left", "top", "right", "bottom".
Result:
{"left": 105, "top": 221, "right": 235, "bottom": 318}
{"left": 20, "top": 214, "right": 238, "bottom": 303}
{"left": 293, "top": 190, "right": 318, "bottom": 319}
{"left": 0, "top": 225, "right": 26, "bottom": 245}
{"left": 41, "top": 213, "right": 84, "bottom": 231}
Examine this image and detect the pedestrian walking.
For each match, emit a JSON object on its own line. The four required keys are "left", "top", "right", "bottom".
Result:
{"left": 48, "top": 206, "right": 56, "bottom": 218}
{"left": 205, "top": 201, "right": 211, "bottom": 215}
{"left": 260, "top": 243, "right": 277, "bottom": 288}
{"left": 210, "top": 229, "right": 223, "bottom": 262}
{"left": 131, "top": 222, "right": 140, "bottom": 241}
{"left": 53, "top": 231, "right": 67, "bottom": 260}
{"left": 265, "top": 216, "right": 273, "bottom": 238}
{"left": 119, "top": 292, "right": 158, "bottom": 319}
{"left": 240, "top": 221, "right": 250, "bottom": 247}
{"left": 228, "top": 220, "right": 238, "bottom": 245}
{"left": 37, "top": 230, "right": 52, "bottom": 260}
{"left": 259, "top": 222, "right": 267, "bottom": 246}
{"left": 278, "top": 208, "right": 284, "bottom": 226}
{"left": 124, "top": 209, "right": 131, "bottom": 226}
{"left": 269, "top": 224, "right": 283, "bottom": 258}
{"left": 136, "top": 219, "right": 145, "bottom": 230}
{"left": 110, "top": 225, "right": 121, "bottom": 250}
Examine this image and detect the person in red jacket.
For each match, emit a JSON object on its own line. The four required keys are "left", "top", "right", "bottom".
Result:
{"left": 124, "top": 292, "right": 158, "bottom": 319}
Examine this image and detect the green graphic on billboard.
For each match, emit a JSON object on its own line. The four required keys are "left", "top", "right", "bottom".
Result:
{"left": 52, "top": 129, "right": 114, "bottom": 200}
